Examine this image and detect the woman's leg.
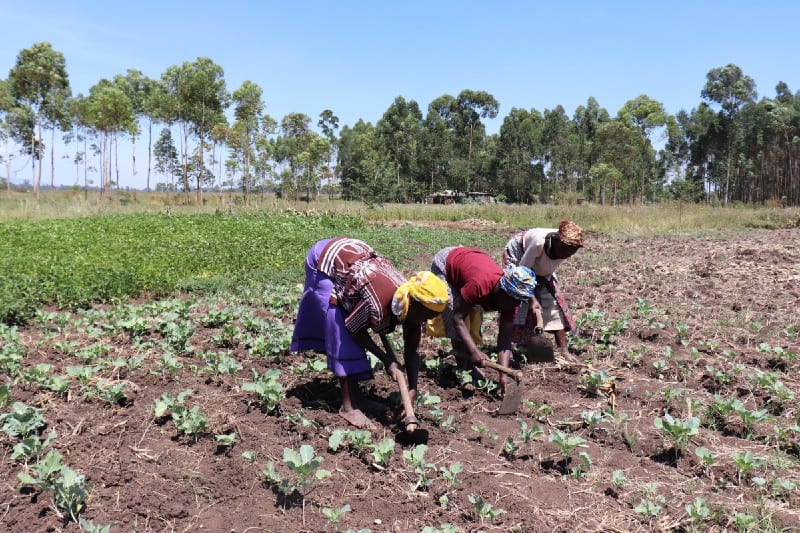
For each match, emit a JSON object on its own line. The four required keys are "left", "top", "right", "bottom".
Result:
{"left": 338, "top": 377, "right": 376, "bottom": 430}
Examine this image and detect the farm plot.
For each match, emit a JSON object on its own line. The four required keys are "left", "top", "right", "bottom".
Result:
{"left": 1, "top": 227, "right": 799, "bottom": 532}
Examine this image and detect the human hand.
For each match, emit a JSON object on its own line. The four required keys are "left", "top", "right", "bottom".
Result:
{"left": 387, "top": 361, "right": 406, "bottom": 381}
{"left": 471, "top": 351, "right": 488, "bottom": 367}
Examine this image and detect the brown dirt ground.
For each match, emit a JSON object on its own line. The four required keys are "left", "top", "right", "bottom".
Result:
{"left": 1, "top": 226, "right": 799, "bottom": 532}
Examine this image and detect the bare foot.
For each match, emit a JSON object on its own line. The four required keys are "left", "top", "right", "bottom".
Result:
{"left": 339, "top": 407, "right": 377, "bottom": 430}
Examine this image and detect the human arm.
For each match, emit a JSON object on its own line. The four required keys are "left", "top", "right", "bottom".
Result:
{"left": 351, "top": 328, "right": 401, "bottom": 376}
{"left": 401, "top": 321, "right": 422, "bottom": 397}
{"left": 496, "top": 316, "right": 514, "bottom": 392}
{"left": 452, "top": 301, "right": 488, "bottom": 367}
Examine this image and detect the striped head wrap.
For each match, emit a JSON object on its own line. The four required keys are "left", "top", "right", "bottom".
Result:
{"left": 391, "top": 271, "right": 449, "bottom": 320}
{"left": 498, "top": 265, "right": 537, "bottom": 301}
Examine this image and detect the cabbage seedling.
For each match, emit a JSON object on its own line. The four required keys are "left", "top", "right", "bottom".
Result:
{"left": 654, "top": 414, "right": 700, "bottom": 457}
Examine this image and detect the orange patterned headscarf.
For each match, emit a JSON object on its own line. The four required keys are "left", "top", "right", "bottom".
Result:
{"left": 558, "top": 220, "right": 584, "bottom": 247}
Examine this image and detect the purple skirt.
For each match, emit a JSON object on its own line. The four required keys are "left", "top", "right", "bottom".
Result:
{"left": 290, "top": 238, "right": 372, "bottom": 381}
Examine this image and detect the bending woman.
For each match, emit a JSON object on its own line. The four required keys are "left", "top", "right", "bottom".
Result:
{"left": 502, "top": 220, "right": 584, "bottom": 358}
{"left": 429, "top": 246, "right": 536, "bottom": 392}
{"left": 291, "top": 237, "right": 448, "bottom": 429}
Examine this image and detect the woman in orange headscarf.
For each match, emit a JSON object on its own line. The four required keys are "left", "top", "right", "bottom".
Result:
{"left": 502, "top": 220, "right": 585, "bottom": 359}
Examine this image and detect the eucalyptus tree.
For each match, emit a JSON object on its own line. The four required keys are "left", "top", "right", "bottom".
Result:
{"left": 494, "top": 107, "right": 545, "bottom": 202}
{"left": 161, "top": 57, "right": 229, "bottom": 202}
{"left": 85, "top": 81, "right": 137, "bottom": 194}
{"left": 662, "top": 111, "right": 687, "bottom": 173}
{"left": 587, "top": 162, "right": 624, "bottom": 204}
{"left": 421, "top": 95, "right": 456, "bottom": 195}
{"left": 679, "top": 103, "right": 724, "bottom": 201}
{"left": 185, "top": 146, "right": 216, "bottom": 195}
{"left": 113, "top": 69, "right": 158, "bottom": 188}
{"left": 274, "top": 112, "right": 311, "bottom": 199}
{"left": 275, "top": 113, "right": 330, "bottom": 200}
{"left": 700, "top": 63, "right": 757, "bottom": 203}
{"left": 661, "top": 110, "right": 704, "bottom": 202}
{"left": 572, "top": 97, "right": 610, "bottom": 187}
{"left": 617, "top": 95, "right": 669, "bottom": 203}
{"left": 454, "top": 90, "right": 498, "bottom": 192}
{"left": 422, "top": 90, "right": 498, "bottom": 194}
{"left": 0, "top": 78, "right": 14, "bottom": 194}
{"left": 375, "top": 96, "right": 423, "bottom": 200}
{"left": 254, "top": 114, "right": 278, "bottom": 194}
{"left": 735, "top": 90, "right": 800, "bottom": 203}
{"left": 318, "top": 109, "right": 339, "bottom": 143}
{"left": 473, "top": 132, "right": 499, "bottom": 194}
{"left": 154, "top": 127, "right": 180, "bottom": 190}
{"left": 209, "top": 122, "right": 232, "bottom": 193}
{"left": 6, "top": 42, "right": 71, "bottom": 199}
{"left": 593, "top": 120, "right": 641, "bottom": 204}
{"left": 63, "top": 94, "right": 93, "bottom": 195}
{"left": 231, "top": 80, "right": 264, "bottom": 204}
{"left": 318, "top": 109, "right": 339, "bottom": 197}
{"left": 42, "top": 82, "right": 71, "bottom": 188}
{"left": 767, "top": 83, "right": 800, "bottom": 203}
{"left": 303, "top": 135, "right": 332, "bottom": 200}
{"left": 142, "top": 79, "right": 171, "bottom": 191}
{"left": 540, "top": 105, "right": 573, "bottom": 197}
{"left": 337, "top": 119, "right": 377, "bottom": 199}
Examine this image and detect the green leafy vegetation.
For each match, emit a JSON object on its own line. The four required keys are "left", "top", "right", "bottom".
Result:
{"left": 1, "top": 208, "right": 799, "bottom": 531}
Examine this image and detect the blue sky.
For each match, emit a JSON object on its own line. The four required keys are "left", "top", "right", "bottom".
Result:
{"left": 2, "top": 0, "right": 799, "bottom": 189}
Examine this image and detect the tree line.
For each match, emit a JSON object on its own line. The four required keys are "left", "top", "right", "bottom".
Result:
{"left": 2, "top": 42, "right": 799, "bottom": 205}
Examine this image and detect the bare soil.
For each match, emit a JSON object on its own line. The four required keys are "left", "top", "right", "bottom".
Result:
{"left": 1, "top": 226, "right": 799, "bottom": 532}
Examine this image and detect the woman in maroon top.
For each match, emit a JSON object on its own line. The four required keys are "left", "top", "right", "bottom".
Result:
{"left": 430, "top": 246, "right": 536, "bottom": 392}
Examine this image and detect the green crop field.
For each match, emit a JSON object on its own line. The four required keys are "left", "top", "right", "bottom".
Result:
{"left": 1, "top": 198, "right": 799, "bottom": 531}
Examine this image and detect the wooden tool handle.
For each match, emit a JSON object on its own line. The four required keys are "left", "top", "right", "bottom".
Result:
{"left": 534, "top": 306, "right": 544, "bottom": 334}
{"left": 392, "top": 367, "right": 418, "bottom": 430}
{"left": 482, "top": 359, "right": 523, "bottom": 381}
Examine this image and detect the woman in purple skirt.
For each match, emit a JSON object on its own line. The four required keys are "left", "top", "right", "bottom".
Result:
{"left": 291, "top": 237, "right": 449, "bottom": 429}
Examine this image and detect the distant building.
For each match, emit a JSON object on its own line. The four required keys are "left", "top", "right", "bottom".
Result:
{"left": 426, "top": 190, "right": 496, "bottom": 204}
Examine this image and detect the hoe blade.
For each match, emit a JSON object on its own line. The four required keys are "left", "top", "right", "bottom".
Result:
{"left": 524, "top": 335, "right": 555, "bottom": 363}
{"left": 497, "top": 378, "right": 522, "bottom": 415}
